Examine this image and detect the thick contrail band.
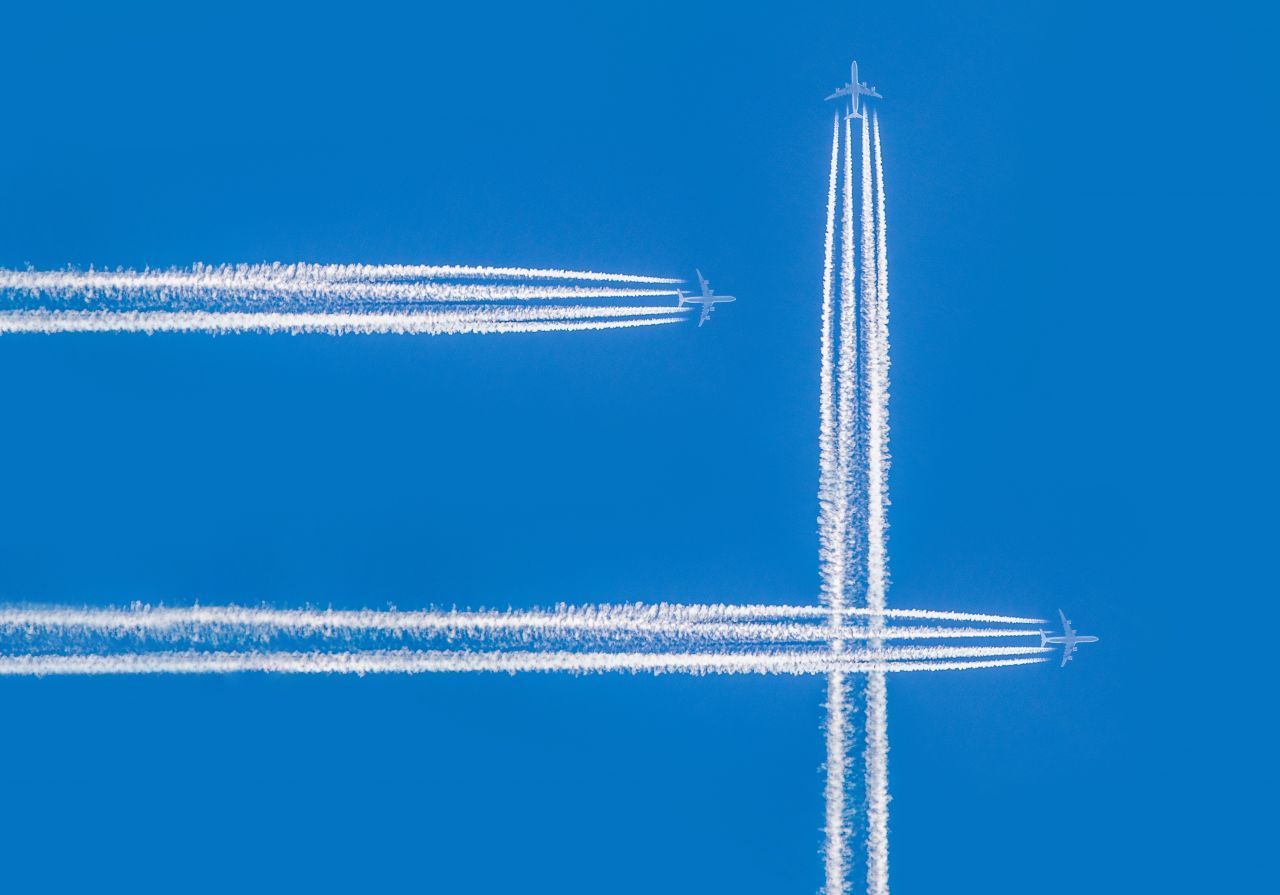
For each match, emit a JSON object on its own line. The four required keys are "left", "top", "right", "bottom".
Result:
{"left": 0, "top": 264, "right": 682, "bottom": 292}
{"left": 0, "top": 603, "right": 1047, "bottom": 629}
{"left": 0, "top": 605, "right": 1040, "bottom": 646}
{"left": 0, "top": 307, "right": 688, "bottom": 336}
{"left": 0, "top": 272, "right": 678, "bottom": 303}
{"left": 0, "top": 650, "right": 1046, "bottom": 677}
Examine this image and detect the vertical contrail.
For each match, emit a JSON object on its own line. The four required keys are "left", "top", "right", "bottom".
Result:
{"left": 837, "top": 115, "right": 861, "bottom": 606}
{"left": 819, "top": 114, "right": 842, "bottom": 609}
{"left": 863, "top": 109, "right": 892, "bottom": 895}
{"left": 824, "top": 114, "right": 862, "bottom": 895}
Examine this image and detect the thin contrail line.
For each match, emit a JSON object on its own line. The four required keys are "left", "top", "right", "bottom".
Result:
{"left": 861, "top": 108, "right": 887, "bottom": 624}
{"left": 819, "top": 114, "right": 842, "bottom": 612}
{"left": 0, "top": 650, "right": 1047, "bottom": 677}
{"left": 0, "top": 264, "right": 682, "bottom": 290}
{"left": 863, "top": 109, "right": 892, "bottom": 895}
{"left": 245, "top": 263, "right": 685, "bottom": 284}
{"left": 0, "top": 308, "right": 688, "bottom": 336}
{"left": 0, "top": 603, "right": 1047, "bottom": 628}
{"left": 836, "top": 114, "right": 861, "bottom": 611}
{"left": 824, "top": 669, "right": 851, "bottom": 895}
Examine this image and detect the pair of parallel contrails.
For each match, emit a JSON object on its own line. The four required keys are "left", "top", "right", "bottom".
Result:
{"left": 0, "top": 264, "right": 704, "bottom": 335}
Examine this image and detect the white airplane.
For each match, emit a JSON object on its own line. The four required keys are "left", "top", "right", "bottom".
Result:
{"left": 1040, "top": 610, "right": 1099, "bottom": 667}
{"left": 824, "top": 60, "right": 883, "bottom": 120}
{"left": 676, "top": 269, "right": 736, "bottom": 327}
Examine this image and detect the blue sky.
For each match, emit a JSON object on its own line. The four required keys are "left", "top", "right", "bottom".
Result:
{"left": 0, "top": 1, "right": 1270, "bottom": 892}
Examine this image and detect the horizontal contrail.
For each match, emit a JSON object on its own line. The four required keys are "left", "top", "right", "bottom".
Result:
{"left": 0, "top": 650, "right": 1047, "bottom": 677}
{"left": 0, "top": 271, "right": 679, "bottom": 303}
{"left": 0, "top": 307, "right": 687, "bottom": 336}
{"left": 0, "top": 605, "right": 1044, "bottom": 641}
{"left": 295, "top": 264, "right": 684, "bottom": 284}
{"left": 0, "top": 264, "right": 683, "bottom": 293}
{"left": 586, "top": 603, "right": 1046, "bottom": 625}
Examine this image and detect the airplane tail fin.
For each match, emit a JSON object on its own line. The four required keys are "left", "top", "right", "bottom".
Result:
{"left": 1038, "top": 630, "right": 1049, "bottom": 648}
{"left": 675, "top": 288, "right": 686, "bottom": 308}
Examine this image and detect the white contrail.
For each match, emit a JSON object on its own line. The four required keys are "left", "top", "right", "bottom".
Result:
{"left": 0, "top": 270, "right": 678, "bottom": 303}
{"left": 861, "top": 109, "right": 894, "bottom": 895}
{"left": 861, "top": 107, "right": 887, "bottom": 623}
{"left": 0, "top": 605, "right": 1040, "bottom": 644}
{"left": 247, "top": 263, "right": 685, "bottom": 284}
{"left": 823, "top": 114, "right": 863, "bottom": 895}
{"left": 0, "top": 650, "right": 1047, "bottom": 677}
{"left": 824, "top": 669, "right": 851, "bottom": 895}
{"left": 0, "top": 307, "right": 688, "bottom": 336}
{"left": 0, "top": 264, "right": 682, "bottom": 293}
{"left": 819, "top": 114, "right": 842, "bottom": 611}
{"left": 836, "top": 114, "right": 861, "bottom": 606}
{"left": 0, "top": 602, "right": 1046, "bottom": 632}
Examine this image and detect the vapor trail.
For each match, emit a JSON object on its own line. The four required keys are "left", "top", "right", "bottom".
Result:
{"left": 0, "top": 602, "right": 1047, "bottom": 628}
{"left": 863, "top": 109, "right": 892, "bottom": 895}
{"left": 0, "top": 307, "right": 687, "bottom": 336}
{"left": 825, "top": 669, "right": 851, "bottom": 895}
{"left": 241, "top": 263, "right": 684, "bottom": 284}
{"left": 0, "top": 264, "right": 681, "bottom": 293}
{"left": 0, "top": 605, "right": 1040, "bottom": 644}
{"left": 836, "top": 114, "right": 861, "bottom": 608}
{"left": 818, "top": 114, "right": 842, "bottom": 610}
{"left": 0, "top": 650, "right": 1046, "bottom": 677}
{"left": 824, "top": 114, "right": 860, "bottom": 895}
{"left": 0, "top": 270, "right": 678, "bottom": 304}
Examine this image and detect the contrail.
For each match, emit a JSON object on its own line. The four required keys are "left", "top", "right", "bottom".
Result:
{"left": 0, "top": 264, "right": 682, "bottom": 293}
{"left": 824, "top": 114, "right": 862, "bottom": 895}
{"left": 861, "top": 108, "right": 887, "bottom": 624}
{"left": 0, "top": 650, "right": 1047, "bottom": 677}
{"left": 0, "top": 605, "right": 1041, "bottom": 644}
{"left": 819, "top": 114, "right": 842, "bottom": 611}
{"left": 824, "top": 669, "right": 851, "bottom": 895}
{"left": 0, "top": 270, "right": 678, "bottom": 304}
{"left": 0, "top": 307, "right": 688, "bottom": 336}
{"left": 863, "top": 109, "right": 892, "bottom": 895}
{"left": 836, "top": 114, "right": 861, "bottom": 607}
{"left": 0, "top": 602, "right": 1046, "bottom": 629}
{"left": 242, "top": 263, "right": 685, "bottom": 284}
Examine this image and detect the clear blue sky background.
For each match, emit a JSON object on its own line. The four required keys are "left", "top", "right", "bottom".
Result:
{"left": 0, "top": 2, "right": 1270, "bottom": 892}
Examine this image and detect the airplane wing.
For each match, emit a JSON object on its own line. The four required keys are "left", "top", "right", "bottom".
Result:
{"left": 696, "top": 269, "right": 710, "bottom": 295}
{"left": 824, "top": 87, "right": 849, "bottom": 101}
{"left": 1058, "top": 609, "right": 1074, "bottom": 639}
{"left": 1061, "top": 648, "right": 1072, "bottom": 668}
{"left": 698, "top": 303, "right": 713, "bottom": 326}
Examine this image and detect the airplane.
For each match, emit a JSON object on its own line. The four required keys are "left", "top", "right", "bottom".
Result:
{"left": 676, "top": 269, "right": 736, "bottom": 327}
{"left": 824, "top": 60, "right": 883, "bottom": 120}
{"left": 1040, "top": 610, "right": 1099, "bottom": 667}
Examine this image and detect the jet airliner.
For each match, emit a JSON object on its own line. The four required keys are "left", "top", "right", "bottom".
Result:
{"left": 1040, "top": 610, "right": 1099, "bottom": 667}
{"left": 825, "top": 60, "right": 883, "bottom": 120}
{"left": 676, "top": 270, "right": 736, "bottom": 327}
